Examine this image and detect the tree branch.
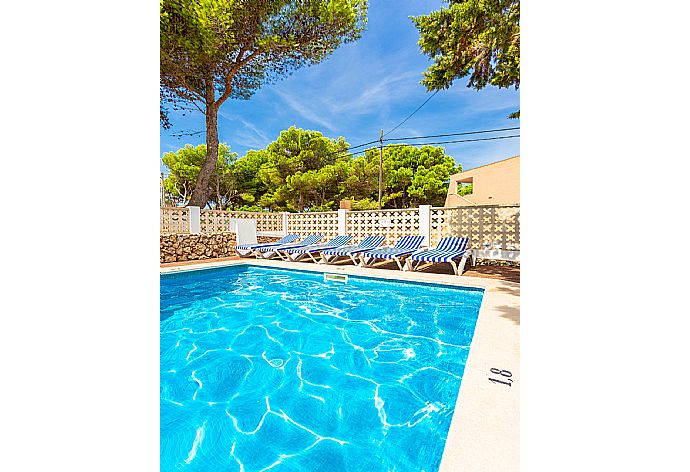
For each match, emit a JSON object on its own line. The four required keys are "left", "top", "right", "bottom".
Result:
{"left": 176, "top": 82, "right": 205, "bottom": 104}
{"left": 215, "top": 48, "right": 263, "bottom": 107}
{"left": 163, "top": 63, "right": 207, "bottom": 104}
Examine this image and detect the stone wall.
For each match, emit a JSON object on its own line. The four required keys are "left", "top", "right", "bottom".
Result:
{"left": 160, "top": 233, "right": 281, "bottom": 263}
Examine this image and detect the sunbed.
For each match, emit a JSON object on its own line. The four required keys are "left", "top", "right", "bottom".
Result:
{"left": 405, "top": 236, "right": 471, "bottom": 275}
{"left": 279, "top": 235, "right": 353, "bottom": 262}
{"left": 234, "top": 233, "right": 300, "bottom": 257}
{"left": 357, "top": 235, "right": 426, "bottom": 270}
{"left": 320, "top": 235, "right": 386, "bottom": 265}
{"left": 255, "top": 234, "right": 323, "bottom": 259}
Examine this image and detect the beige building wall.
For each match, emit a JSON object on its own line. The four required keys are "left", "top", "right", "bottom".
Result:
{"left": 445, "top": 156, "right": 520, "bottom": 207}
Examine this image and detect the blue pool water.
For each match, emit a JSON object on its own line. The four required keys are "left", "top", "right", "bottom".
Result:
{"left": 161, "top": 266, "right": 483, "bottom": 472}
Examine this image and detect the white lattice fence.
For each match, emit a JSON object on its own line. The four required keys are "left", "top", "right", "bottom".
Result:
{"left": 199, "top": 210, "right": 234, "bottom": 233}
{"left": 160, "top": 207, "right": 190, "bottom": 234}
{"left": 287, "top": 212, "right": 339, "bottom": 239}
{"left": 228, "top": 211, "right": 283, "bottom": 232}
{"left": 430, "top": 205, "right": 520, "bottom": 250}
{"left": 163, "top": 205, "right": 520, "bottom": 251}
{"left": 346, "top": 209, "right": 420, "bottom": 245}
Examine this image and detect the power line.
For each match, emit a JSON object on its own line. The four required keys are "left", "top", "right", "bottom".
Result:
{"left": 382, "top": 90, "right": 440, "bottom": 138}
{"left": 338, "top": 138, "right": 381, "bottom": 152}
{"left": 383, "top": 134, "right": 520, "bottom": 147}
{"left": 344, "top": 134, "right": 520, "bottom": 159}
{"left": 317, "top": 138, "right": 382, "bottom": 160}
{"left": 327, "top": 126, "right": 519, "bottom": 158}
{"left": 384, "top": 126, "right": 520, "bottom": 141}
{"left": 161, "top": 127, "right": 520, "bottom": 165}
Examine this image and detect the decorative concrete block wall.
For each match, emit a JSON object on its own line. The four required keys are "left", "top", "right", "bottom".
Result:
{"left": 429, "top": 206, "right": 520, "bottom": 249}
{"left": 161, "top": 205, "right": 521, "bottom": 252}
{"left": 287, "top": 211, "right": 340, "bottom": 240}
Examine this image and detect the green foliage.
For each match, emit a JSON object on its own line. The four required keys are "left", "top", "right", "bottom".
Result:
{"left": 368, "top": 144, "right": 461, "bottom": 208}
{"left": 161, "top": 0, "right": 368, "bottom": 208}
{"left": 231, "top": 149, "right": 270, "bottom": 203}
{"left": 413, "top": 0, "right": 519, "bottom": 116}
{"left": 162, "top": 127, "right": 461, "bottom": 211}
{"left": 459, "top": 183, "right": 473, "bottom": 195}
{"left": 349, "top": 197, "right": 380, "bottom": 210}
{"left": 234, "top": 204, "right": 266, "bottom": 212}
{"left": 162, "top": 143, "right": 239, "bottom": 208}
{"left": 257, "top": 127, "right": 351, "bottom": 211}
{"left": 161, "top": 0, "right": 368, "bottom": 109}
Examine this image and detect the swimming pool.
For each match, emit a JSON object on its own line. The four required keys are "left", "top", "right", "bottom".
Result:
{"left": 161, "top": 265, "right": 484, "bottom": 471}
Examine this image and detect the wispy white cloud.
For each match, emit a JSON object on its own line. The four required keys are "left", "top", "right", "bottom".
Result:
{"left": 237, "top": 118, "right": 268, "bottom": 143}
{"left": 273, "top": 89, "right": 337, "bottom": 132}
{"left": 322, "top": 70, "right": 421, "bottom": 115}
{"left": 218, "top": 111, "right": 271, "bottom": 149}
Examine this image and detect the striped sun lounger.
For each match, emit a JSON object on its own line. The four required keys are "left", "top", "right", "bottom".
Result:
{"left": 320, "top": 235, "right": 386, "bottom": 265}
{"left": 255, "top": 235, "right": 323, "bottom": 259}
{"left": 358, "top": 235, "right": 426, "bottom": 270}
{"left": 280, "top": 235, "right": 353, "bottom": 263}
{"left": 405, "top": 237, "right": 471, "bottom": 275}
{"left": 235, "top": 233, "right": 300, "bottom": 257}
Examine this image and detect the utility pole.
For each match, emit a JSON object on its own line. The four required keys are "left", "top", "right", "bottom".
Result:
{"left": 378, "top": 128, "right": 383, "bottom": 210}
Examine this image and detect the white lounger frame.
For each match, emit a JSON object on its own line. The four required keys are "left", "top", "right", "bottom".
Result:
{"left": 405, "top": 250, "right": 473, "bottom": 276}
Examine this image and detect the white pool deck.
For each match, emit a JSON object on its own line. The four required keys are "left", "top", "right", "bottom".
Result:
{"left": 161, "top": 259, "right": 520, "bottom": 471}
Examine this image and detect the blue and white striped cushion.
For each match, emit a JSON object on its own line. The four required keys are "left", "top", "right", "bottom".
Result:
{"left": 394, "top": 235, "right": 425, "bottom": 250}
{"left": 321, "top": 235, "right": 386, "bottom": 256}
{"left": 436, "top": 237, "right": 467, "bottom": 251}
{"left": 235, "top": 243, "right": 258, "bottom": 250}
{"left": 410, "top": 237, "right": 469, "bottom": 262}
{"left": 284, "top": 235, "right": 353, "bottom": 254}
{"left": 359, "top": 235, "right": 425, "bottom": 259}
{"left": 235, "top": 234, "right": 300, "bottom": 250}
{"left": 256, "top": 234, "right": 323, "bottom": 252}
{"left": 359, "top": 247, "right": 413, "bottom": 259}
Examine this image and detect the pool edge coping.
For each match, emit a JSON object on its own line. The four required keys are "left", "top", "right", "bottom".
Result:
{"left": 160, "top": 258, "right": 520, "bottom": 472}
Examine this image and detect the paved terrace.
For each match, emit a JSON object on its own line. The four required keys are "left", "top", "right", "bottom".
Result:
{"left": 161, "top": 256, "right": 520, "bottom": 283}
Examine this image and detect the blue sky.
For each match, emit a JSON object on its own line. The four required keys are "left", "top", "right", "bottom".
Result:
{"left": 160, "top": 0, "right": 520, "bottom": 173}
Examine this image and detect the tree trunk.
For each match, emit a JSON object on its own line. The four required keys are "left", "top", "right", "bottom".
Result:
{"left": 189, "top": 83, "right": 219, "bottom": 208}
